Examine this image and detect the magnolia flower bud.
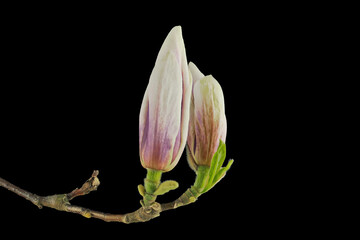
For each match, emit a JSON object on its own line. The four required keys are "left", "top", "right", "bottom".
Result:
{"left": 187, "top": 62, "right": 227, "bottom": 171}
{"left": 139, "top": 26, "right": 192, "bottom": 172}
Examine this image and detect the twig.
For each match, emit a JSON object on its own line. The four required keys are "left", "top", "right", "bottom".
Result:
{"left": 0, "top": 171, "right": 161, "bottom": 223}
{"left": 161, "top": 186, "right": 200, "bottom": 211}
{"left": 0, "top": 170, "right": 199, "bottom": 223}
{"left": 0, "top": 176, "right": 42, "bottom": 208}
{"left": 67, "top": 170, "right": 100, "bottom": 200}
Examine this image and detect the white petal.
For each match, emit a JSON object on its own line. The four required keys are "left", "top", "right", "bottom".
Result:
{"left": 156, "top": 26, "right": 185, "bottom": 66}
{"left": 189, "top": 62, "right": 205, "bottom": 85}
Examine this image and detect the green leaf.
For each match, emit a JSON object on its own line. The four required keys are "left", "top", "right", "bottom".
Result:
{"left": 138, "top": 184, "right": 145, "bottom": 197}
{"left": 212, "top": 159, "right": 234, "bottom": 187}
{"left": 202, "top": 159, "right": 234, "bottom": 193}
{"left": 205, "top": 140, "right": 226, "bottom": 192}
{"left": 153, "top": 180, "right": 179, "bottom": 196}
{"left": 215, "top": 140, "right": 227, "bottom": 173}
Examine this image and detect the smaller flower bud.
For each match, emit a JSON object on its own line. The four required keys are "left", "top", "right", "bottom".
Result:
{"left": 187, "top": 62, "right": 227, "bottom": 171}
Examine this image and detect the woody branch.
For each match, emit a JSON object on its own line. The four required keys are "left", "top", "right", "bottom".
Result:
{"left": 0, "top": 170, "right": 197, "bottom": 224}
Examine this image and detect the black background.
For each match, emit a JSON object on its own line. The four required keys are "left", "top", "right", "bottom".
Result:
{"left": 0, "top": 3, "right": 310, "bottom": 239}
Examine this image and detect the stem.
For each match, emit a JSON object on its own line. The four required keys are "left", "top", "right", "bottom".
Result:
{"left": 161, "top": 166, "right": 210, "bottom": 211}
{"left": 0, "top": 168, "right": 212, "bottom": 223}
{"left": 0, "top": 176, "right": 41, "bottom": 208}
{"left": 143, "top": 169, "right": 162, "bottom": 206}
{"left": 0, "top": 171, "right": 161, "bottom": 223}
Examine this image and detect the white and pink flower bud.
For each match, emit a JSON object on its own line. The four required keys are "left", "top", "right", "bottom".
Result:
{"left": 139, "top": 26, "right": 192, "bottom": 172}
{"left": 187, "top": 62, "right": 227, "bottom": 171}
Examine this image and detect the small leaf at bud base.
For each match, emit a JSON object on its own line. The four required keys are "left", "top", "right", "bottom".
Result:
{"left": 200, "top": 140, "right": 234, "bottom": 194}
{"left": 206, "top": 140, "right": 226, "bottom": 189}
{"left": 153, "top": 180, "right": 179, "bottom": 196}
{"left": 138, "top": 184, "right": 146, "bottom": 197}
{"left": 204, "top": 159, "right": 234, "bottom": 193}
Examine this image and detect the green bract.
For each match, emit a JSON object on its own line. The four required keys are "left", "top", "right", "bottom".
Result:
{"left": 192, "top": 140, "right": 233, "bottom": 194}
{"left": 202, "top": 140, "right": 233, "bottom": 193}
